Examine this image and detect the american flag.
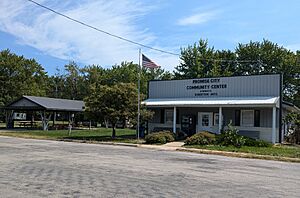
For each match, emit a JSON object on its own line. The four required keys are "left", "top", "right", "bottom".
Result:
{"left": 142, "top": 54, "right": 160, "bottom": 68}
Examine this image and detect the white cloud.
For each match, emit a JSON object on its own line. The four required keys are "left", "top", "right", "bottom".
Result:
{"left": 177, "top": 11, "right": 218, "bottom": 26}
{"left": 0, "top": 0, "right": 179, "bottom": 71}
{"left": 285, "top": 43, "right": 300, "bottom": 52}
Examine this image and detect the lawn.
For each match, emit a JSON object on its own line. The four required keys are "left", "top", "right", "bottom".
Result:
{"left": 185, "top": 145, "right": 300, "bottom": 159}
{"left": 0, "top": 128, "right": 140, "bottom": 143}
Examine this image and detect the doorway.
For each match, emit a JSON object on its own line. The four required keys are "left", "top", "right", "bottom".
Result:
{"left": 198, "top": 112, "right": 213, "bottom": 132}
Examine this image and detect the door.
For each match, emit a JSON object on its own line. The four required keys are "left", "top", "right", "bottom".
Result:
{"left": 181, "top": 115, "right": 196, "bottom": 136}
{"left": 198, "top": 112, "right": 213, "bottom": 132}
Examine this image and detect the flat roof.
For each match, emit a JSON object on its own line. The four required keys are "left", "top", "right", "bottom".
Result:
{"left": 143, "top": 96, "right": 279, "bottom": 108}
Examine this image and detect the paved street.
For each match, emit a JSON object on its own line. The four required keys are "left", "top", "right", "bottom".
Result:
{"left": 0, "top": 136, "right": 300, "bottom": 198}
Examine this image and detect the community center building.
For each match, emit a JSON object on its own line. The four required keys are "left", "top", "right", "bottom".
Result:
{"left": 143, "top": 74, "right": 299, "bottom": 143}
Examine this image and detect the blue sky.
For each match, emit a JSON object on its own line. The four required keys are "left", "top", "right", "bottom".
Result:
{"left": 1, "top": 0, "right": 300, "bottom": 75}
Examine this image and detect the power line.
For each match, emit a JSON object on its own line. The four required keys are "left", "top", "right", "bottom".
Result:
{"left": 26, "top": 0, "right": 261, "bottom": 63}
{"left": 26, "top": 0, "right": 180, "bottom": 56}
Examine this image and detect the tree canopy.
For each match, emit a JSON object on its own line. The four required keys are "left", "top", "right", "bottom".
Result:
{"left": 84, "top": 83, "right": 138, "bottom": 137}
{"left": 0, "top": 49, "right": 47, "bottom": 107}
{"left": 174, "top": 39, "right": 300, "bottom": 106}
{"left": 1, "top": 38, "right": 299, "bottom": 124}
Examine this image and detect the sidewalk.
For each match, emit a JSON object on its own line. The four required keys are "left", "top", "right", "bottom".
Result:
{"left": 138, "top": 141, "right": 185, "bottom": 151}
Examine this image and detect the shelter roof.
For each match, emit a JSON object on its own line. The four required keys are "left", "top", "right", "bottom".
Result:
{"left": 5, "top": 96, "right": 85, "bottom": 112}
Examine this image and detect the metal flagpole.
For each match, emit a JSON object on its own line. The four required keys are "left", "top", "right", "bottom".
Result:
{"left": 137, "top": 49, "right": 141, "bottom": 141}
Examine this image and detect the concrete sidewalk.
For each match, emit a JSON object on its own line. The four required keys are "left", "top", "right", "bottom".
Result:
{"left": 138, "top": 141, "right": 185, "bottom": 151}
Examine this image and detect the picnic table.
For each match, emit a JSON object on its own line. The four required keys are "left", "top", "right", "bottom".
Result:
{"left": 18, "top": 121, "right": 37, "bottom": 128}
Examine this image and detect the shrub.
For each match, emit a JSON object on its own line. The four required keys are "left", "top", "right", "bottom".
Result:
{"left": 145, "top": 131, "right": 175, "bottom": 144}
{"left": 145, "top": 134, "right": 166, "bottom": 144}
{"left": 217, "top": 124, "right": 245, "bottom": 148}
{"left": 244, "top": 137, "right": 272, "bottom": 147}
{"left": 176, "top": 131, "right": 188, "bottom": 140}
{"left": 184, "top": 131, "right": 216, "bottom": 145}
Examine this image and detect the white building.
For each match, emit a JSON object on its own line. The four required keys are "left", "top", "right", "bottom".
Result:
{"left": 143, "top": 74, "right": 299, "bottom": 143}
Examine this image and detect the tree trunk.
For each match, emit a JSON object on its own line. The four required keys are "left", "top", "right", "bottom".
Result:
{"left": 112, "top": 125, "right": 116, "bottom": 139}
{"left": 104, "top": 119, "right": 108, "bottom": 128}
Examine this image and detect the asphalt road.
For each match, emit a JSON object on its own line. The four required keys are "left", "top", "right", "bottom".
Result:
{"left": 0, "top": 137, "right": 300, "bottom": 198}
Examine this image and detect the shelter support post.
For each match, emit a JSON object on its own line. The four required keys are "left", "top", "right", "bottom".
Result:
{"left": 219, "top": 107, "right": 222, "bottom": 133}
{"left": 68, "top": 112, "right": 72, "bottom": 135}
{"left": 173, "top": 106, "right": 176, "bottom": 134}
{"left": 6, "top": 110, "right": 14, "bottom": 129}
{"left": 5, "top": 110, "right": 8, "bottom": 128}
{"left": 53, "top": 112, "right": 56, "bottom": 127}
{"left": 272, "top": 106, "right": 276, "bottom": 144}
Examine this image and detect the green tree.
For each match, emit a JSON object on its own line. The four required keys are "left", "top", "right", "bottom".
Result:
{"left": 46, "top": 67, "right": 66, "bottom": 98}
{"left": 64, "top": 62, "right": 86, "bottom": 100}
{"left": 85, "top": 83, "right": 138, "bottom": 138}
{"left": 47, "top": 62, "right": 88, "bottom": 100}
{"left": 174, "top": 39, "right": 215, "bottom": 79}
{"left": 236, "top": 40, "right": 300, "bottom": 103}
{"left": 0, "top": 49, "right": 47, "bottom": 107}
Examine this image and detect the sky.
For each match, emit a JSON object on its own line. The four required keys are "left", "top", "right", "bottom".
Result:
{"left": 1, "top": 0, "right": 300, "bottom": 75}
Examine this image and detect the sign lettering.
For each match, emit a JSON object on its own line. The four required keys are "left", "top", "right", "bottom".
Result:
{"left": 186, "top": 78, "right": 228, "bottom": 97}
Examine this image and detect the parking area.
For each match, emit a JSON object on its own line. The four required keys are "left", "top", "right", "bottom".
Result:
{"left": 0, "top": 136, "right": 300, "bottom": 197}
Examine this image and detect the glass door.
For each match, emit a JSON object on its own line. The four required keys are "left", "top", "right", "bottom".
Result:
{"left": 198, "top": 112, "right": 213, "bottom": 132}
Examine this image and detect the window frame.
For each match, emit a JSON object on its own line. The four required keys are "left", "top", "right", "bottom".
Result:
{"left": 240, "top": 110, "right": 254, "bottom": 127}
{"left": 213, "top": 113, "right": 219, "bottom": 126}
{"left": 165, "top": 109, "right": 174, "bottom": 124}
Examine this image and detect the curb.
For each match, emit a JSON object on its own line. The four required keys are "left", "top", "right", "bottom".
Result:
{"left": 2, "top": 135, "right": 300, "bottom": 163}
{"left": 60, "top": 139, "right": 140, "bottom": 147}
{"left": 177, "top": 148, "right": 300, "bottom": 163}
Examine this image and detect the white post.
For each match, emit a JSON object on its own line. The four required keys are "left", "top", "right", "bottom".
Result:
{"left": 68, "top": 112, "right": 72, "bottom": 135}
{"left": 173, "top": 106, "right": 176, "bottom": 134}
{"left": 272, "top": 106, "right": 276, "bottom": 144}
{"left": 219, "top": 106, "right": 222, "bottom": 133}
{"left": 137, "top": 49, "right": 141, "bottom": 140}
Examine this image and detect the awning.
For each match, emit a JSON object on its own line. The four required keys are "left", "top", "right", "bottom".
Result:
{"left": 143, "top": 96, "right": 280, "bottom": 108}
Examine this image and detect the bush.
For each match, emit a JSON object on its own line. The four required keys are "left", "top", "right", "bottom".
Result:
{"left": 145, "top": 131, "right": 175, "bottom": 144}
{"left": 217, "top": 124, "right": 245, "bottom": 148}
{"left": 145, "top": 134, "right": 166, "bottom": 144}
{"left": 176, "top": 131, "right": 188, "bottom": 140}
{"left": 244, "top": 137, "right": 272, "bottom": 147}
{"left": 184, "top": 131, "right": 216, "bottom": 145}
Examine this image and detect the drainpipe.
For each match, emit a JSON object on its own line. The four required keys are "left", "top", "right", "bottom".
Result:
{"left": 173, "top": 106, "right": 176, "bottom": 134}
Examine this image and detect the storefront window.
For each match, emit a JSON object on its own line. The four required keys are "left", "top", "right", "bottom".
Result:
{"left": 165, "top": 109, "right": 173, "bottom": 124}
{"left": 214, "top": 113, "right": 219, "bottom": 126}
{"left": 202, "top": 115, "right": 209, "bottom": 126}
{"left": 241, "top": 110, "right": 254, "bottom": 127}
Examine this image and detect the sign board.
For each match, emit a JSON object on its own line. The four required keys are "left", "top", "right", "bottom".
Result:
{"left": 148, "top": 74, "right": 280, "bottom": 99}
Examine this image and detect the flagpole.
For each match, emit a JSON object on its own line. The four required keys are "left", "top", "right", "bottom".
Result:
{"left": 137, "top": 48, "right": 141, "bottom": 141}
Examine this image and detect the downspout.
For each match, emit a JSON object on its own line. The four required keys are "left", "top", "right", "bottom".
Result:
{"left": 279, "top": 73, "right": 283, "bottom": 143}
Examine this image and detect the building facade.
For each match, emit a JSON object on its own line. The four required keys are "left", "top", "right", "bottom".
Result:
{"left": 144, "top": 74, "right": 298, "bottom": 143}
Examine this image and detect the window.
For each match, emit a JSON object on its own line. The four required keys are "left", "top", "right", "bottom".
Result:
{"left": 201, "top": 115, "right": 209, "bottom": 126}
{"left": 254, "top": 110, "right": 260, "bottom": 127}
{"left": 241, "top": 110, "right": 254, "bottom": 127}
{"left": 165, "top": 109, "right": 173, "bottom": 124}
{"left": 214, "top": 113, "right": 219, "bottom": 126}
{"left": 160, "top": 109, "right": 165, "bottom": 123}
{"left": 235, "top": 110, "right": 241, "bottom": 126}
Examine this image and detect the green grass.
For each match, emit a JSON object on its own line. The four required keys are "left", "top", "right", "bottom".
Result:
{"left": 185, "top": 145, "right": 300, "bottom": 159}
{"left": 0, "top": 128, "right": 140, "bottom": 143}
